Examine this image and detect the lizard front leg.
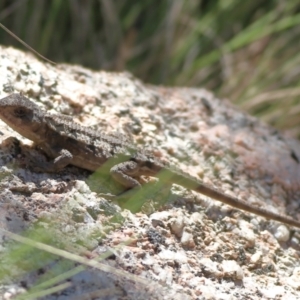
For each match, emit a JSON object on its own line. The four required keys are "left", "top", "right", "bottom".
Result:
{"left": 110, "top": 161, "right": 142, "bottom": 189}
{"left": 25, "top": 149, "right": 73, "bottom": 173}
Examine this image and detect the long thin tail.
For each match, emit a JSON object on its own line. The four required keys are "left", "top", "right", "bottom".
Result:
{"left": 158, "top": 166, "right": 300, "bottom": 228}
{"left": 193, "top": 183, "right": 300, "bottom": 228}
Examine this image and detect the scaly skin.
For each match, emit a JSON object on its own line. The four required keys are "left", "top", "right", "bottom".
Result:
{"left": 0, "top": 93, "right": 299, "bottom": 228}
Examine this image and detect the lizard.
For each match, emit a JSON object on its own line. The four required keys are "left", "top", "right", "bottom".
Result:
{"left": 0, "top": 93, "right": 300, "bottom": 228}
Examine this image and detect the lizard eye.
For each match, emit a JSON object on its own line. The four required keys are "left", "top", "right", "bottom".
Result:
{"left": 14, "top": 108, "right": 27, "bottom": 118}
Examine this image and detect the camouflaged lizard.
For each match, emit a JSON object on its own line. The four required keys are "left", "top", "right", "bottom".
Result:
{"left": 0, "top": 93, "right": 300, "bottom": 228}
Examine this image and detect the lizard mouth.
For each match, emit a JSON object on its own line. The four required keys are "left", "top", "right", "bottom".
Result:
{"left": 0, "top": 111, "right": 19, "bottom": 128}
{"left": 0, "top": 109, "right": 42, "bottom": 143}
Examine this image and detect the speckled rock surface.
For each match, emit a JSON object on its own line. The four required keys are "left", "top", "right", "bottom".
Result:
{"left": 0, "top": 45, "right": 300, "bottom": 299}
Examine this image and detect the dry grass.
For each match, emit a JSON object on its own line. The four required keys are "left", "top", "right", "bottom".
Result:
{"left": 1, "top": 1, "right": 300, "bottom": 135}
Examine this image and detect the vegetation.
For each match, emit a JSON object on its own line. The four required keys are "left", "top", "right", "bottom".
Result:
{"left": 0, "top": 1, "right": 300, "bottom": 135}
{"left": 1, "top": 2, "right": 300, "bottom": 297}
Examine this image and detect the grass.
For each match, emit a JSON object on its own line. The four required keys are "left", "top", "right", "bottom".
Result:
{"left": 0, "top": 1, "right": 300, "bottom": 297}
{"left": 0, "top": 1, "right": 300, "bottom": 135}
{"left": 0, "top": 226, "right": 149, "bottom": 299}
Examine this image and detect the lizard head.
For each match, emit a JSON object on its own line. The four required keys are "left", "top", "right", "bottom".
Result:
{"left": 0, "top": 93, "right": 45, "bottom": 142}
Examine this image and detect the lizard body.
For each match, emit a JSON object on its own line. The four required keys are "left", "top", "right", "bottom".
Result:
{"left": 0, "top": 93, "right": 300, "bottom": 228}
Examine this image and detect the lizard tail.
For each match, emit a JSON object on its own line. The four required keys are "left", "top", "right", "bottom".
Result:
{"left": 159, "top": 167, "right": 300, "bottom": 228}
